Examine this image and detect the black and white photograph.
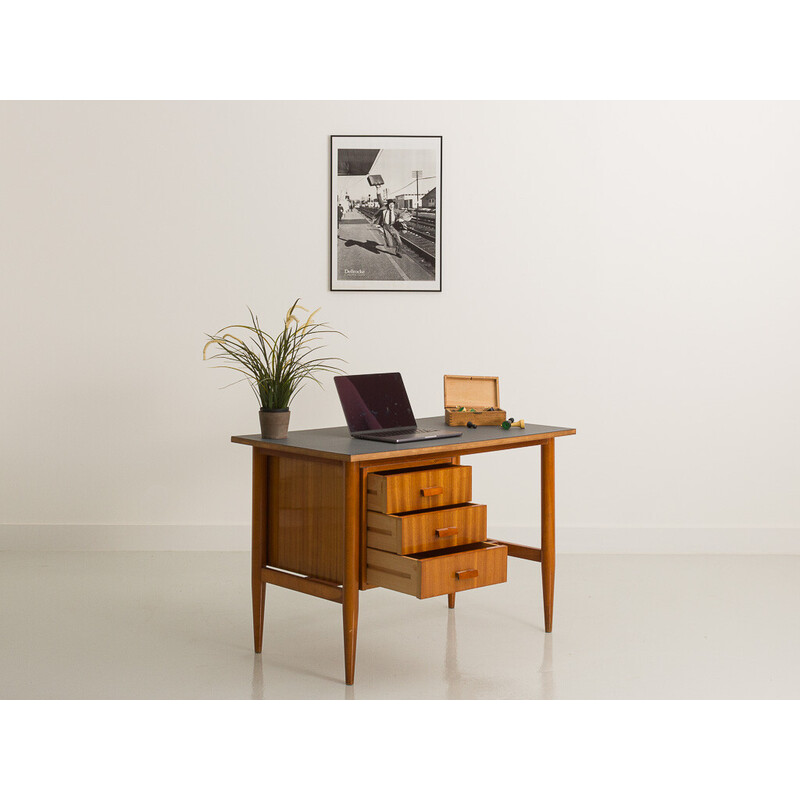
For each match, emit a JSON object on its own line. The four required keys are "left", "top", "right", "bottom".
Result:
{"left": 330, "top": 135, "right": 442, "bottom": 291}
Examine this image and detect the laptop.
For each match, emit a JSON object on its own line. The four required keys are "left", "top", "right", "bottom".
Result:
{"left": 334, "top": 372, "right": 463, "bottom": 443}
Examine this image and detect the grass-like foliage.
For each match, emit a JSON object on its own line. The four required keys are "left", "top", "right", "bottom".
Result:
{"left": 203, "top": 300, "right": 345, "bottom": 410}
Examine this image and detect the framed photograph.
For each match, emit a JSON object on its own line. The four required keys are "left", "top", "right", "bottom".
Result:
{"left": 330, "top": 135, "right": 442, "bottom": 292}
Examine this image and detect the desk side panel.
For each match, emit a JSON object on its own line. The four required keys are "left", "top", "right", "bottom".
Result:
{"left": 267, "top": 458, "right": 344, "bottom": 585}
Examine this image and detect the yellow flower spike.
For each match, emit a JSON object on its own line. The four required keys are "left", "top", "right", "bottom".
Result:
{"left": 300, "top": 307, "right": 321, "bottom": 332}
{"left": 202, "top": 338, "right": 226, "bottom": 359}
{"left": 203, "top": 332, "right": 248, "bottom": 359}
{"left": 222, "top": 333, "right": 247, "bottom": 347}
{"left": 285, "top": 302, "right": 308, "bottom": 324}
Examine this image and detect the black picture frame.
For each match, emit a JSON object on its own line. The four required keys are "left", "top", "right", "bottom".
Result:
{"left": 330, "top": 135, "right": 442, "bottom": 292}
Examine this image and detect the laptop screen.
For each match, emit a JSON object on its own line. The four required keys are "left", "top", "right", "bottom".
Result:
{"left": 334, "top": 373, "right": 417, "bottom": 432}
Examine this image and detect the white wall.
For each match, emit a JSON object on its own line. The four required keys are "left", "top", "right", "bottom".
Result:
{"left": 2, "top": 101, "right": 799, "bottom": 551}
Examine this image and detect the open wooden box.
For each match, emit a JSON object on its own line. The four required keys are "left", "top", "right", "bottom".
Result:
{"left": 444, "top": 375, "right": 507, "bottom": 427}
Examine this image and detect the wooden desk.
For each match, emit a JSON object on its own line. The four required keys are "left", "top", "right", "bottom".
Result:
{"left": 232, "top": 416, "right": 576, "bottom": 685}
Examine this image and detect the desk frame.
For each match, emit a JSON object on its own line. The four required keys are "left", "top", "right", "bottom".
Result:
{"left": 235, "top": 421, "right": 574, "bottom": 685}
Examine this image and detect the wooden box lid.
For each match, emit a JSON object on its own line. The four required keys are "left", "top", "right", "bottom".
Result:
{"left": 443, "top": 375, "right": 500, "bottom": 410}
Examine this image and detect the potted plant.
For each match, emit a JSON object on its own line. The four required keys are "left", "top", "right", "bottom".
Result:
{"left": 203, "top": 300, "right": 345, "bottom": 439}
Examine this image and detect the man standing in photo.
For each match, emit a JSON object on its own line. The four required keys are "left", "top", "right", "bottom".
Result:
{"left": 374, "top": 198, "right": 404, "bottom": 258}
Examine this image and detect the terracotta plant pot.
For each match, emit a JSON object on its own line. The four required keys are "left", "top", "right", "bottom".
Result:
{"left": 259, "top": 408, "right": 290, "bottom": 439}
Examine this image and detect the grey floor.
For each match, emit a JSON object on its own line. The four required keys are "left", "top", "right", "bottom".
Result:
{"left": 1, "top": 551, "right": 798, "bottom": 700}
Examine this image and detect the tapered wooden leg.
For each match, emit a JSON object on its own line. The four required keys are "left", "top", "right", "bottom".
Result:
{"left": 252, "top": 450, "right": 269, "bottom": 653}
{"left": 541, "top": 438, "right": 555, "bottom": 632}
{"left": 343, "top": 462, "right": 360, "bottom": 685}
{"left": 447, "top": 593, "right": 456, "bottom": 609}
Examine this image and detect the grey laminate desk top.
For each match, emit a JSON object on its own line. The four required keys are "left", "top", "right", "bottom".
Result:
{"left": 232, "top": 416, "right": 576, "bottom": 462}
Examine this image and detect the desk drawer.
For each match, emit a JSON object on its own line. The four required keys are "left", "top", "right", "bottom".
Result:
{"left": 366, "top": 541, "right": 507, "bottom": 599}
{"left": 367, "top": 503, "right": 487, "bottom": 555}
{"left": 366, "top": 465, "right": 472, "bottom": 514}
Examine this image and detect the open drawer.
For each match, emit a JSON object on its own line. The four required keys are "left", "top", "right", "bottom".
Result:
{"left": 366, "top": 541, "right": 508, "bottom": 599}
{"left": 367, "top": 503, "right": 487, "bottom": 555}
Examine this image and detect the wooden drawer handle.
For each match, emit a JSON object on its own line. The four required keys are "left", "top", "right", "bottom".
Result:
{"left": 421, "top": 486, "right": 444, "bottom": 497}
{"left": 455, "top": 569, "right": 479, "bottom": 580}
{"left": 435, "top": 526, "right": 459, "bottom": 538}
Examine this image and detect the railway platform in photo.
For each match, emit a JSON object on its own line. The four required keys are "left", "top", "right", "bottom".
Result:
{"left": 336, "top": 208, "right": 435, "bottom": 282}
